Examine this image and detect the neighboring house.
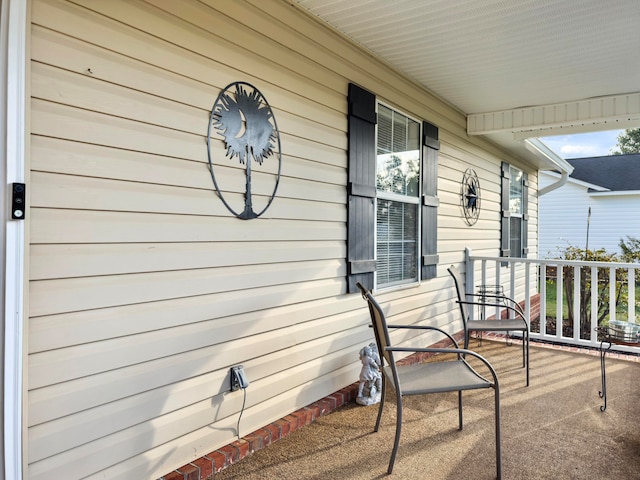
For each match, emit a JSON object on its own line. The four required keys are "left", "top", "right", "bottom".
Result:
{"left": 539, "top": 154, "right": 640, "bottom": 257}
{"left": 0, "top": 2, "right": 576, "bottom": 480}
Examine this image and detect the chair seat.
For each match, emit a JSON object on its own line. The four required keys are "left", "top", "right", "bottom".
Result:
{"left": 384, "top": 360, "right": 493, "bottom": 395}
{"left": 468, "top": 319, "right": 526, "bottom": 331}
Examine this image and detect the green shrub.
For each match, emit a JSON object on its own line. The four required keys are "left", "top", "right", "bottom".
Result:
{"left": 559, "top": 247, "right": 623, "bottom": 337}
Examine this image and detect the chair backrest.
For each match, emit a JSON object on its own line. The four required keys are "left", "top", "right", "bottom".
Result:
{"left": 356, "top": 282, "right": 394, "bottom": 368}
{"left": 447, "top": 265, "right": 470, "bottom": 325}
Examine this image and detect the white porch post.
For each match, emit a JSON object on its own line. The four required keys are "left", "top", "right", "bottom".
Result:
{"left": 1, "top": 0, "right": 28, "bottom": 478}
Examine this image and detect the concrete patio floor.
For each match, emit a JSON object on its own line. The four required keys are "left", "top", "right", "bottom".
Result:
{"left": 212, "top": 339, "right": 640, "bottom": 479}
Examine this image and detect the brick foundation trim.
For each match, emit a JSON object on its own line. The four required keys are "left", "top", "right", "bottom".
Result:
{"left": 158, "top": 385, "right": 361, "bottom": 480}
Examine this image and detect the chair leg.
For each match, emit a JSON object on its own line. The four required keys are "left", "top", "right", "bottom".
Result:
{"left": 525, "top": 329, "right": 530, "bottom": 387}
{"left": 458, "top": 390, "right": 463, "bottom": 430}
{"left": 494, "top": 384, "right": 502, "bottom": 480}
{"left": 375, "top": 375, "right": 386, "bottom": 432}
{"left": 388, "top": 392, "right": 403, "bottom": 474}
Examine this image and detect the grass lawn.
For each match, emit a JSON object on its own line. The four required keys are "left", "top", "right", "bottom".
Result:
{"left": 543, "top": 279, "right": 640, "bottom": 324}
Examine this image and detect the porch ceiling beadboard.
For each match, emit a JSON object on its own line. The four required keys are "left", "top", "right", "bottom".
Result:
{"left": 294, "top": 0, "right": 640, "bottom": 166}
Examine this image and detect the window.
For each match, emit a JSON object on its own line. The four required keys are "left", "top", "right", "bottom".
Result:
{"left": 501, "top": 162, "right": 529, "bottom": 258}
{"left": 346, "top": 83, "right": 439, "bottom": 293}
{"left": 375, "top": 104, "right": 420, "bottom": 287}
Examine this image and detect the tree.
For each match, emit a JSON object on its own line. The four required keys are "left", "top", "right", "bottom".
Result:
{"left": 619, "top": 235, "right": 640, "bottom": 263}
{"left": 619, "top": 235, "right": 640, "bottom": 284}
{"left": 611, "top": 128, "right": 640, "bottom": 155}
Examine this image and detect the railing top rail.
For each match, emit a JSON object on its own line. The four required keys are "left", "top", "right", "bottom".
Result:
{"left": 468, "top": 255, "right": 640, "bottom": 270}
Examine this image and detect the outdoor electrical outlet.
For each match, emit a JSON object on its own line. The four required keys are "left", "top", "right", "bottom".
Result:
{"left": 230, "top": 365, "right": 249, "bottom": 392}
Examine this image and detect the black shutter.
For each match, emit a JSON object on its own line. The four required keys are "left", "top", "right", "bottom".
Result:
{"left": 522, "top": 172, "right": 529, "bottom": 257}
{"left": 500, "top": 162, "right": 511, "bottom": 258}
{"left": 347, "top": 83, "right": 376, "bottom": 293}
{"left": 421, "top": 121, "right": 439, "bottom": 280}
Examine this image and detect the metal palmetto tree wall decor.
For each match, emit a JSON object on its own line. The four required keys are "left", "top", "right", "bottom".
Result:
{"left": 207, "top": 82, "right": 282, "bottom": 219}
{"left": 461, "top": 168, "right": 481, "bottom": 226}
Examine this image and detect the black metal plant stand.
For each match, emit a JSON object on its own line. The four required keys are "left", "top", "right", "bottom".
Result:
{"left": 595, "top": 325, "right": 640, "bottom": 412}
{"left": 597, "top": 336, "right": 612, "bottom": 412}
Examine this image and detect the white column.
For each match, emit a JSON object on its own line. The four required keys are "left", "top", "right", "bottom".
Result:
{"left": 1, "top": 0, "right": 28, "bottom": 478}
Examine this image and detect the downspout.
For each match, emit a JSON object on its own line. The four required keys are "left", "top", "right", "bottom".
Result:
{"left": 524, "top": 138, "right": 573, "bottom": 196}
{"left": 539, "top": 170, "right": 569, "bottom": 196}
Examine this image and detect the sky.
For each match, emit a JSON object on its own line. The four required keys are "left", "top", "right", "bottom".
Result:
{"left": 540, "top": 129, "right": 623, "bottom": 159}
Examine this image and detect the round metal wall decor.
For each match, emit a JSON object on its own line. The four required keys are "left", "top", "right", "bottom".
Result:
{"left": 207, "top": 82, "right": 282, "bottom": 219}
{"left": 461, "top": 168, "right": 481, "bottom": 226}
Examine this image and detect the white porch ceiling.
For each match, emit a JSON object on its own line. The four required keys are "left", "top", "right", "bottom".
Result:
{"left": 294, "top": 0, "right": 640, "bottom": 170}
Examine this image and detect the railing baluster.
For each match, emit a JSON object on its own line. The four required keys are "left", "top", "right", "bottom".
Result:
{"left": 557, "top": 265, "right": 563, "bottom": 340}
{"left": 509, "top": 265, "right": 516, "bottom": 320}
{"left": 609, "top": 268, "right": 616, "bottom": 323}
{"left": 591, "top": 266, "right": 598, "bottom": 344}
{"left": 525, "top": 263, "right": 531, "bottom": 322}
{"left": 540, "top": 265, "right": 547, "bottom": 336}
{"left": 628, "top": 267, "right": 635, "bottom": 323}
{"left": 494, "top": 260, "right": 501, "bottom": 320}
{"left": 465, "top": 248, "right": 476, "bottom": 320}
{"left": 573, "top": 265, "right": 580, "bottom": 340}
{"left": 480, "top": 260, "right": 489, "bottom": 322}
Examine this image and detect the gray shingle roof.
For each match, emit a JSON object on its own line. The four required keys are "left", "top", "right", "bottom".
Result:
{"left": 567, "top": 153, "right": 640, "bottom": 191}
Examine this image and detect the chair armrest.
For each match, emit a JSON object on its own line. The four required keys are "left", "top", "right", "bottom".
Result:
{"left": 457, "top": 300, "right": 529, "bottom": 326}
{"left": 386, "top": 324, "right": 460, "bottom": 348}
{"left": 386, "top": 346, "right": 500, "bottom": 384}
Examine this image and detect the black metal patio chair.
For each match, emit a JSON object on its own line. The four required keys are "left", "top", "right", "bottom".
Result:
{"left": 448, "top": 264, "right": 530, "bottom": 386}
{"left": 356, "top": 282, "right": 502, "bottom": 478}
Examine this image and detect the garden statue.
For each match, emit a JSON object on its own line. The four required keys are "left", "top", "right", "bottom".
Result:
{"left": 356, "top": 342, "right": 382, "bottom": 406}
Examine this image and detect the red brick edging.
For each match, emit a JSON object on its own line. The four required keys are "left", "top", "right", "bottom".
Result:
{"left": 158, "top": 383, "right": 361, "bottom": 480}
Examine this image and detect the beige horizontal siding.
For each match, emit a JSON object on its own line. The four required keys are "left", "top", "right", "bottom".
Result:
{"left": 27, "top": 0, "right": 537, "bottom": 479}
{"left": 30, "top": 281, "right": 350, "bottom": 416}
{"left": 30, "top": 136, "right": 346, "bottom": 198}
{"left": 32, "top": 60, "right": 347, "bottom": 152}
{"left": 30, "top": 241, "right": 346, "bottom": 280}
{"left": 30, "top": 209, "right": 344, "bottom": 244}
{"left": 32, "top": 0, "right": 346, "bottom": 112}
{"left": 30, "top": 171, "right": 344, "bottom": 220}
{"left": 30, "top": 258, "right": 345, "bottom": 317}
{"left": 29, "top": 317, "right": 367, "bottom": 461}
{"left": 29, "top": 0, "right": 359, "bottom": 476}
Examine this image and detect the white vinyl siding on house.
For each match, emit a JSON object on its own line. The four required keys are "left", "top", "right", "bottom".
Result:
{"left": 25, "top": 1, "right": 538, "bottom": 479}
{"left": 539, "top": 171, "right": 640, "bottom": 256}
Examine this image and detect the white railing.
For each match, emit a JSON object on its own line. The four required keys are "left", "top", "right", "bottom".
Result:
{"left": 465, "top": 249, "right": 640, "bottom": 354}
